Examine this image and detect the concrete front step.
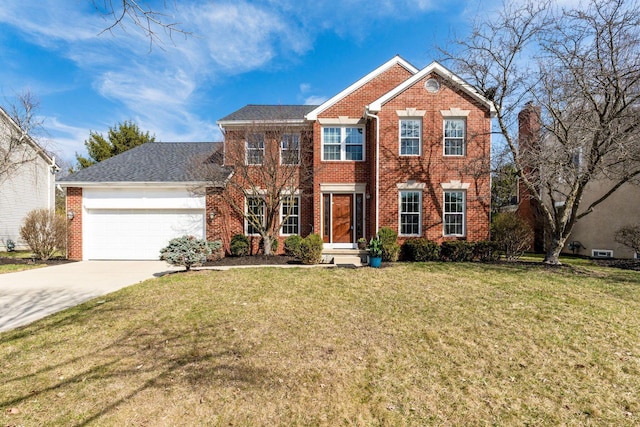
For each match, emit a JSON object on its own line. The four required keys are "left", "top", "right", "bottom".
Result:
{"left": 321, "top": 249, "right": 368, "bottom": 267}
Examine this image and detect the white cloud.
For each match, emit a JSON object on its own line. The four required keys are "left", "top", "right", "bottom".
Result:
{"left": 304, "top": 95, "right": 328, "bottom": 105}
{"left": 1, "top": 0, "right": 460, "bottom": 160}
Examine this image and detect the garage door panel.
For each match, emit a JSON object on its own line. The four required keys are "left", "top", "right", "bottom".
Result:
{"left": 85, "top": 209, "right": 205, "bottom": 260}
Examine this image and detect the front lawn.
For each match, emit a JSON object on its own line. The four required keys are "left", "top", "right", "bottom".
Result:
{"left": 1, "top": 262, "right": 638, "bottom": 425}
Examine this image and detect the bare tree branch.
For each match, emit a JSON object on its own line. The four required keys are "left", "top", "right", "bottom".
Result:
{"left": 0, "top": 91, "right": 47, "bottom": 184}
{"left": 442, "top": 0, "right": 640, "bottom": 264}
{"left": 92, "top": 0, "right": 191, "bottom": 49}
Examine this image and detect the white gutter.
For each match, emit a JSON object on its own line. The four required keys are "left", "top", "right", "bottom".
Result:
{"left": 364, "top": 107, "right": 380, "bottom": 234}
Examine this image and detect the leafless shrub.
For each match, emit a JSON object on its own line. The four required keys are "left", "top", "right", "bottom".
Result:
{"left": 615, "top": 224, "right": 640, "bottom": 257}
{"left": 19, "top": 209, "right": 67, "bottom": 260}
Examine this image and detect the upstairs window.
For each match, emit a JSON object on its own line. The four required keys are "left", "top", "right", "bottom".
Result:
{"left": 444, "top": 119, "right": 465, "bottom": 156}
{"left": 400, "top": 119, "right": 421, "bottom": 156}
{"left": 281, "top": 134, "right": 300, "bottom": 165}
{"left": 246, "top": 133, "right": 265, "bottom": 165}
{"left": 322, "top": 126, "right": 365, "bottom": 161}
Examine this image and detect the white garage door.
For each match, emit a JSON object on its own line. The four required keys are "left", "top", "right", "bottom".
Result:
{"left": 85, "top": 209, "right": 205, "bottom": 260}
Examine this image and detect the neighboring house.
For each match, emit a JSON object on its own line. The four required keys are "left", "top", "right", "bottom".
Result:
{"left": 517, "top": 103, "right": 640, "bottom": 259}
{"left": 0, "top": 106, "right": 58, "bottom": 251}
{"left": 566, "top": 181, "right": 640, "bottom": 259}
{"left": 57, "top": 143, "right": 230, "bottom": 260}
{"left": 59, "top": 56, "right": 494, "bottom": 261}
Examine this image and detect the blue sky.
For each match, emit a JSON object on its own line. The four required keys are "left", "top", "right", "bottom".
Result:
{"left": 0, "top": 0, "right": 500, "bottom": 166}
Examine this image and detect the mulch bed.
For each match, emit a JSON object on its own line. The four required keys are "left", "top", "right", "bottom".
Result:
{"left": 203, "top": 255, "right": 299, "bottom": 267}
{"left": 1, "top": 255, "right": 637, "bottom": 271}
{"left": 591, "top": 258, "right": 640, "bottom": 271}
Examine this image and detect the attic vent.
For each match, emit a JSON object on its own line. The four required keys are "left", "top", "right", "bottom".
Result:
{"left": 592, "top": 249, "right": 613, "bottom": 258}
{"left": 425, "top": 78, "right": 440, "bottom": 93}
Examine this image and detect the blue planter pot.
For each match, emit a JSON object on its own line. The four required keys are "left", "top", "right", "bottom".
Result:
{"left": 369, "top": 256, "right": 382, "bottom": 268}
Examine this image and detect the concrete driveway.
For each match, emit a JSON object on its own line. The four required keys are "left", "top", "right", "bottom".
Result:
{"left": 0, "top": 261, "right": 180, "bottom": 332}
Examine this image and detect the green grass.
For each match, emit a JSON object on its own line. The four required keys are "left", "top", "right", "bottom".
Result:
{"left": 0, "top": 250, "right": 33, "bottom": 259}
{"left": 0, "top": 264, "right": 43, "bottom": 274}
{"left": 1, "top": 261, "right": 639, "bottom": 426}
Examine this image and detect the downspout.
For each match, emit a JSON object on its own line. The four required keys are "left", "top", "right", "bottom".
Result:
{"left": 364, "top": 107, "right": 380, "bottom": 235}
{"left": 218, "top": 124, "right": 226, "bottom": 165}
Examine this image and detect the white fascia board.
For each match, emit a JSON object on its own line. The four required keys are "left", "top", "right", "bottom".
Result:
{"left": 368, "top": 61, "right": 497, "bottom": 117}
{"left": 57, "top": 181, "right": 216, "bottom": 188}
{"left": 305, "top": 55, "right": 419, "bottom": 121}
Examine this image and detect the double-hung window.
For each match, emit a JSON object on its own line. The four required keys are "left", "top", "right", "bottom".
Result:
{"left": 444, "top": 119, "right": 465, "bottom": 156}
{"left": 400, "top": 119, "right": 421, "bottom": 156}
{"left": 443, "top": 191, "right": 465, "bottom": 236}
{"left": 280, "top": 195, "right": 300, "bottom": 235}
{"left": 281, "top": 134, "right": 300, "bottom": 165}
{"left": 246, "top": 133, "right": 264, "bottom": 165}
{"left": 246, "top": 196, "right": 265, "bottom": 235}
{"left": 322, "top": 127, "right": 364, "bottom": 161}
{"left": 399, "top": 191, "right": 421, "bottom": 236}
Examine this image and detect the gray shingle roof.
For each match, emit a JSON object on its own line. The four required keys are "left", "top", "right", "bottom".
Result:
{"left": 58, "top": 142, "right": 231, "bottom": 185}
{"left": 218, "top": 104, "right": 319, "bottom": 122}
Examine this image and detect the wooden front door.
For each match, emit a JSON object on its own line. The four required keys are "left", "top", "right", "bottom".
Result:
{"left": 332, "top": 194, "right": 353, "bottom": 243}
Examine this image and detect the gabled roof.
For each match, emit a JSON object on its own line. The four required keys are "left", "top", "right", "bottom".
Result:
{"left": 368, "top": 61, "right": 496, "bottom": 116}
{"left": 305, "top": 55, "right": 419, "bottom": 121}
{"left": 217, "top": 105, "right": 318, "bottom": 126}
{"left": 57, "top": 142, "right": 231, "bottom": 186}
{"left": 0, "top": 106, "right": 57, "bottom": 168}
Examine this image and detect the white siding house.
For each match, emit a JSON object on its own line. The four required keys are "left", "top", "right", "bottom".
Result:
{"left": 0, "top": 107, "right": 58, "bottom": 250}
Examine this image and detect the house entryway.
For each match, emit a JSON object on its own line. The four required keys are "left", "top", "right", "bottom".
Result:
{"left": 321, "top": 191, "right": 365, "bottom": 248}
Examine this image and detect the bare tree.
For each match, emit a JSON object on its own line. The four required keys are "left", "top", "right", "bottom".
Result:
{"left": 442, "top": 0, "right": 640, "bottom": 264}
{"left": 213, "top": 118, "right": 316, "bottom": 256}
{"left": 223, "top": 120, "right": 314, "bottom": 255}
{"left": 92, "top": 0, "right": 190, "bottom": 47}
{"left": 0, "top": 91, "right": 46, "bottom": 184}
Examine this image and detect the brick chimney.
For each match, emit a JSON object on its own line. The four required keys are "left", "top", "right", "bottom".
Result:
{"left": 517, "top": 102, "right": 545, "bottom": 252}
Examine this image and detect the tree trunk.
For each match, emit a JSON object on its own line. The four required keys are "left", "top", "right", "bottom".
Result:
{"left": 263, "top": 235, "right": 273, "bottom": 256}
{"left": 544, "top": 236, "right": 568, "bottom": 265}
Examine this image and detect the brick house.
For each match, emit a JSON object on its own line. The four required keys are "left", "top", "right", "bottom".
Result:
{"left": 59, "top": 56, "right": 494, "bottom": 260}
{"left": 213, "top": 55, "right": 495, "bottom": 251}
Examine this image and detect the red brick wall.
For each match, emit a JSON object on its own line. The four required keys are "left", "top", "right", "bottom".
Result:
{"left": 312, "top": 63, "right": 414, "bottom": 237}
{"left": 311, "top": 70, "right": 491, "bottom": 243}
{"left": 66, "top": 187, "right": 83, "bottom": 260}
{"left": 214, "top": 127, "right": 316, "bottom": 254}
{"left": 375, "top": 73, "right": 491, "bottom": 243}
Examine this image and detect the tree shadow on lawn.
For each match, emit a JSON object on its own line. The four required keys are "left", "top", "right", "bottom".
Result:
{"left": 1, "top": 321, "right": 278, "bottom": 427}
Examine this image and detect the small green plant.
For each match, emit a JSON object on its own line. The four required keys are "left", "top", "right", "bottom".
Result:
{"left": 299, "top": 234, "right": 324, "bottom": 264}
{"left": 357, "top": 237, "right": 367, "bottom": 249}
{"left": 378, "top": 227, "right": 399, "bottom": 262}
{"left": 230, "top": 234, "right": 250, "bottom": 257}
{"left": 440, "top": 241, "right": 475, "bottom": 262}
{"left": 402, "top": 238, "right": 440, "bottom": 261}
{"left": 473, "top": 241, "right": 500, "bottom": 262}
{"left": 19, "top": 209, "right": 67, "bottom": 260}
{"left": 284, "top": 235, "right": 304, "bottom": 258}
{"left": 159, "top": 235, "right": 211, "bottom": 271}
{"left": 367, "top": 236, "right": 383, "bottom": 258}
{"left": 207, "top": 240, "right": 224, "bottom": 261}
{"left": 5, "top": 239, "right": 15, "bottom": 252}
